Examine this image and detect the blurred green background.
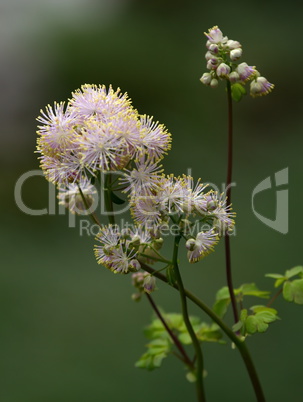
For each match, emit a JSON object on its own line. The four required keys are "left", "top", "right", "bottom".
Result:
{"left": 1, "top": 0, "right": 303, "bottom": 401}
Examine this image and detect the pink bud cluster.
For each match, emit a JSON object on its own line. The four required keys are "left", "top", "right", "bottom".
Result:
{"left": 200, "top": 26, "right": 274, "bottom": 98}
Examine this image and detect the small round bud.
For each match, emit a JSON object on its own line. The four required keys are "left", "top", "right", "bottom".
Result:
{"left": 209, "top": 44, "right": 219, "bottom": 53}
{"left": 200, "top": 72, "right": 212, "bottom": 85}
{"left": 230, "top": 48, "right": 242, "bottom": 61}
{"left": 128, "top": 259, "right": 141, "bottom": 272}
{"left": 210, "top": 78, "right": 219, "bottom": 88}
{"left": 228, "top": 71, "right": 240, "bottom": 83}
{"left": 226, "top": 40, "right": 241, "bottom": 49}
{"left": 153, "top": 237, "right": 164, "bottom": 250}
{"left": 143, "top": 275, "right": 156, "bottom": 294}
{"left": 186, "top": 238, "right": 196, "bottom": 251}
{"left": 206, "top": 57, "right": 220, "bottom": 70}
{"left": 216, "top": 63, "right": 231, "bottom": 77}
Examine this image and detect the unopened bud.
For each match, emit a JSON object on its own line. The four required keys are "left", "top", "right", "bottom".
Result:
{"left": 200, "top": 72, "right": 212, "bottom": 85}
{"left": 230, "top": 48, "right": 242, "bottom": 61}
{"left": 186, "top": 238, "right": 196, "bottom": 251}
{"left": 143, "top": 275, "right": 156, "bottom": 294}
{"left": 210, "top": 78, "right": 219, "bottom": 88}
{"left": 216, "top": 63, "right": 231, "bottom": 77}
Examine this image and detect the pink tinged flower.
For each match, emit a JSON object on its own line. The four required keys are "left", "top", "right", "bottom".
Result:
{"left": 107, "top": 244, "right": 138, "bottom": 274}
{"left": 157, "top": 176, "right": 187, "bottom": 215}
{"left": 94, "top": 224, "right": 121, "bottom": 266}
{"left": 58, "top": 176, "right": 96, "bottom": 214}
{"left": 207, "top": 192, "right": 235, "bottom": 234}
{"left": 204, "top": 26, "right": 228, "bottom": 44}
{"left": 186, "top": 230, "right": 219, "bottom": 263}
{"left": 39, "top": 152, "right": 84, "bottom": 185}
{"left": 37, "top": 102, "right": 78, "bottom": 152}
{"left": 200, "top": 73, "right": 212, "bottom": 85}
{"left": 120, "top": 158, "right": 163, "bottom": 194}
{"left": 216, "top": 63, "right": 231, "bottom": 78}
{"left": 230, "top": 48, "right": 242, "bottom": 61}
{"left": 250, "top": 77, "right": 274, "bottom": 97}
{"left": 78, "top": 120, "right": 125, "bottom": 172}
{"left": 69, "top": 84, "right": 135, "bottom": 121}
{"left": 236, "top": 62, "right": 256, "bottom": 82}
{"left": 130, "top": 194, "right": 161, "bottom": 226}
{"left": 139, "top": 115, "right": 171, "bottom": 161}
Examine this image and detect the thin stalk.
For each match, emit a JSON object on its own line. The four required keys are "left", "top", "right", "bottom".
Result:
{"left": 225, "top": 80, "right": 239, "bottom": 324}
{"left": 104, "top": 173, "right": 115, "bottom": 225}
{"left": 78, "top": 185, "right": 101, "bottom": 227}
{"left": 141, "top": 262, "right": 265, "bottom": 402}
{"left": 145, "top": 293, "right": 194, "bottom": 369}
{"left": 172, "top": 235, "right": 206, "bottom": 402}
{"left": 266, "top": 288, "right": 282, "bottom": 308}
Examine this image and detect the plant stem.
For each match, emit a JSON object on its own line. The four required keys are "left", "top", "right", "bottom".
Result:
{"left": 78, "top": 185, "right": 102, "bottom": 227}
{"left": 103, "top": 173, "right": 115, "bottom": 225}
{"left": 225, "top": 81, "right": 239, "bottom": 324}
{"left": 145, "top": 293, "right": 194, "bottom": 369}
{"left": 172, "top": 235, "right": 206, "bottom": 402}
{"left": 266, "top": 288, "right": 283, "bottom": 308}
{"left": 141, "top": 262, "right": 265, "bottom": 402}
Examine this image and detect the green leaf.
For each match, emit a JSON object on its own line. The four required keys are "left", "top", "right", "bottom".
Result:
{"left": 285, "top": 266, "right": 303, "bottom": 279}
{"left": 283, "top": 279, "right": 303, "bottom": 304}
{"left": 274, "top": 278, "right": 286, "bottom": 288}
{"left": 245, "top": 311, "right": 279, "bottom": 334}
{"left": 231, "top": 83, "right": 246, "bottom": 102}
{"left": 238, "top": 283, "right": 270, "bottom": 299}
{"left": 250, "top": 305, "right": 278, "bottom": 315}
{"left": 215, "top": 286, "right": 230, "bottom": 301}
{"left": 110, "top": 191, "right": 125, "bottom": 205}
{"left": 232, "top": 320, "right": 243, "bottom": 332}
{"left": 265, "top": 273, "right": 286, "bottom": 288}
{"left": 265, "top": 273, "right": 285, "bottom": 279}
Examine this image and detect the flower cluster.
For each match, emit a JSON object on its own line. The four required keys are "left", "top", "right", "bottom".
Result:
{"left": 94, "top": 224, "right": 162, "bottom": 275}
{"left": 200, "top": 26, "right": 274, "bottom": 99}
{"left": 36, "top": 84, "right": 171, "bottom": 211}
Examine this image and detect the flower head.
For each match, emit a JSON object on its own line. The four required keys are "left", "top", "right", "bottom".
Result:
{"left": 186, "top": 230, "right": 219, "bottom": 263}
{"left": 250, "top": 76, "right": 275, "bottom": 97}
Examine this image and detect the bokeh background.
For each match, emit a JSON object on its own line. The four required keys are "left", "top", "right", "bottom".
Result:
{"left": 1, "top": 0, "right": 303, "bottom": 401}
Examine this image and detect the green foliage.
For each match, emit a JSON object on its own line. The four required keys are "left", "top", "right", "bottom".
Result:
{"left": 231, "top": 83, "right": 246, "bottom": 102}
{"left": 135, "top": 312, "right": 223, "bottom": 371}
{"left": 283, "top": 279, "right": 303, "bottom": 304}
{"left": 213, "top": 283, "right": 270, "bottom": 318}
{"left": 232, "top": 306, "right": 280, "bottom": 336}
{"left": 266, "top": 266, "right": 303, "bottom": 304}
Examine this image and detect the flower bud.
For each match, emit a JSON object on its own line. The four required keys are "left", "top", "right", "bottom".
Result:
{"left": 153, "top": 237, "right": 164, "bottom": 250}
{"left": 186, "top": 238, "right": 196, "bottom": 251}
{"left": 250, "top": 76, "right": 274, "bottom": 97}
{"left": 200, "top": 72, "right": 212, "bottom": 85}
{"left": 216, "top": 63, "right": 231, "bottom": 77}
{"left": 128, "top": 259, "right": 141, "bottom": 272}
{"left": 236, "top": 62, "right": 256, "bottom": 82}
{"left": 230, "top": 48, "right": 242, "bottom": 61}
{"left": 206, "top": 58, "right": 219, "bottom": 70}
{"left": 210, "top": 78, "right": 219, "bottom": 88}
{"left": 228, "top": 71, "right": 240, "bottom": 83}
{"left": 226, "top": 40, "right": 241, "bottom": 49}
{"left": 208, "top": 44, "right": 219, "bottom": 53}
{"left": 143, "top": 275, "right": 156, "bottom": 294}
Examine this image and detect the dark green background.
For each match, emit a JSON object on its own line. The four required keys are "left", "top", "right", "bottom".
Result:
{"left": 2, "top": 0, "right": 303, "bottom": 401}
